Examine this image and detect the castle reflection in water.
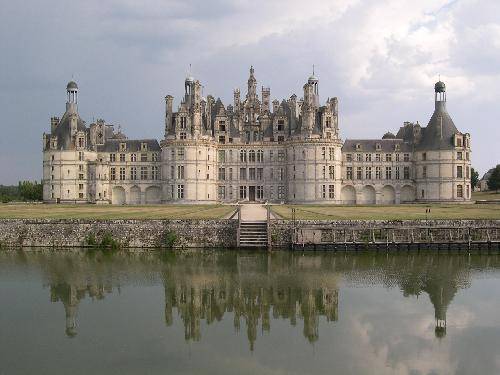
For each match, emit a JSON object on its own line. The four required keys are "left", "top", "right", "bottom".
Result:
{"left": 14, "top": 251, "right": 499, "bottom": 349}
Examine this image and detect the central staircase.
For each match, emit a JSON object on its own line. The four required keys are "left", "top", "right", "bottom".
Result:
{"left": 238, "top": 221, "right": 268, "bottom": 247}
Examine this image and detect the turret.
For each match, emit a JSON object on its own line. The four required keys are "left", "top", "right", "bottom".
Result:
{"left": 247, "top": 66, "right": 257, "bottom": 101}
{"left": 66, "top": 81, "right": 78, "bottom": 113}
{"left": 233, "top": 88, "right": 240, "bottom": 112}
{"left": 164, "top": 95, "right": 173, "bottom": 137}
{"left": 261, "top": 87, "right": 270, "bottom": 113}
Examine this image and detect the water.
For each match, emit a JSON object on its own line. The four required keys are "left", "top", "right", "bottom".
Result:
{"left": 1, "top": 250, "right": 500, "bottom": 375}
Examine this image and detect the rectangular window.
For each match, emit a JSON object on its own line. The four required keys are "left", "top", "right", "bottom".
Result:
{"left": 120, "top": 153, "right": 125, "bottom": 162}
{"left": 239, "top": 186, "right": 247, "bottom": 199}
{"left": 218, "top": 135, "right": 225, "bottom": 143}
{"left": 249, "top": 150, "right": 256, "bottom": 162}
{"left": 365, "top": 167, "right": 372, "bottom": 180}
{"left": 385, "top": 167, "right": 392, "bottom": 179}
{"left": 329, "top": 148, "right": 335, "bottom": 161}
{"left": 321, "top": 147, "right": 326, "bottom": 160}
{"left": 131, "top": 153, "right": 137, "bottom": 162}
{"left": 395, "top": 166, "right": 400, "bottom": 180}
{"left": 457, "top": 152, "right": 463, "bottom": 160}
{"left": 219, "top": 121, "right": 226, "bottom": 132}
{"left": 356, "top": 167, "right": 362, "bottom": 180}
{"left": 257, "top": 150, "right": 264, "bottom": 163}
{"left": 177, "top": 165, "right": 184, "bottom": 179}
{"left": 457, "top": 166, "right": 463, "bottom": 178}
{"left": 152, "top": 153, "right": 159, "bottom": 162}
{"left": 278, "top": 150, "right": 285, "bottom": 162}
{"left": 218, "top": 167, "right": 226, "bottom": 181}
{"left": 79, "top": 152, "right": 84, "bottom": 161}
{"left": 79, "top": 184, "right": 84, "bottom": 190}
{"left": 141, "top": 166, "right": 148, "bottom": 180}
{"left": 130, "top": 167, "right": 137, "bottom": 180}
{"left": 365, "top": 153, "right": 372, "bottom": 162}
{"left": 466, "top": 166, "right": 470, "bottom": 179}
{"left": 356, "top": 153, "right": 362, "bottom": 162}
{"left": 422, "top": 166, "right": 427, "bottom": 178}
{"left": 180, "top": 132, "right": 187, "bottom": 140}
{"left": 249, "top": 168, "right": 256, "bottom": 180}
{"left": 329, "top": 166, "right": 335, "bottom": 179}
{"left": 218, "top": 186, "right": 226, "bottom": 199}
{"left": 322, "top": 166, "right": 326, "bottom": 180}
{"left": 177, "top": 184, "right": 184, "bottom": 199}
{"left": 177, "top": 148, "right": 185, "bottom": 160}
{"left": 218, "top": 150, "right": 226, "bottom": 162}
{"left": 404, "top": 166, "right": 410, "bottom": 180}
{"left": 346, "top": 154, "right": 352, "bottom": 162}
{"left": 152, "top": 166, "right": 160, "bottom": 180}
{"left": 329, "top": 185, "right": 335, "bottom": 199}
{"left": 269, "top": 186, "right": 274, "bottom": 199}
{"left": 141, "top": 153, "right": 148, "bottom": 162}
{"left": 375, "top": 154, "right": 381, "bottom": 162}
{"left": 279, "top": 168, "right": 284, "bottom": 181}
{"left": 385, "top": 154, "right": 392, "bottom": 162}
{"left": 269, "top": 150, "right": 274, "bottom": 161}
{"left": 119, "top": 167, "right": 125, "bottom": 181}
{"left": 321, "top": 185, "right": 326, "bottom": 199}
{"left": 457, "top": 184, "right": 463, "bottom": 198}
{"left": 376, "top": 167, "right": 382, "bottom": 179}
{"left": 257, "top": 168, "right": 263, "bottom": 180}
{"left": 257, "top": 186, "right": 263, "bottom": 199}
{"left": 422, "top": 153, "right": 427, "bottom": 161}
{"left": 346, "top": 167, "right": 353, "bottom": 180}
{"left": 110, "top": 154, "right": 116, "bottom": 162}
{"left": 240, "top": 168, "right": 246, "bottom": 180}
{"left": 110, "top": 168, "right": 116, "bottom": 180}
{"left": 240, "top": 150, "right": 247, "bottom": 162}
{"left": 278, "top": 186, "right": 285, "bottom": 199}
{"left": 229, "top": 168, "right": 233, "bottom": 181}
{"left": 403, "top": 153, "right": 410, "bottom": 162}
{"left": 277, "top": 135, "right": 285, "bottom": 143}
{"left": 395, "top": 153, "right": 400, "bottom": 162}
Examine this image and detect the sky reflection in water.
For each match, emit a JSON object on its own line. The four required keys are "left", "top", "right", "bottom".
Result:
{"left": 1, "top": 250, "right": 500, "bottom": 375}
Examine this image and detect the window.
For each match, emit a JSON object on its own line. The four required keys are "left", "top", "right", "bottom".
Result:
{"left": 270, "top": 168, "right": 274, "bottom": 180}
{"left": 218, "top": 186, "right": 226, "bottom": 199}
{"left": 466, "top": 152, "right": 470, "bottom": 161}
{"left": 365, "top": 167, "right": 372, "bottom": 180}
{"left": 110, "top": 154, "right": 116, "bottom": 162}
{"left": 216, "top": 150, "right": 225, "bottom": 163}
{"left": 395, "top": 166, "right": 400, "bottom": 180}
{"left": 177, "top": 166, "right": 184, "bottom": 179}
{"left": 279, "top": 168, "right": 284, "bottom": 181}
{"left": 218, "top": 167, "right": 225, "bottom": 181}
{"left": 131, "top": 153, "right": 137, "bottom": 162}
{"left": 249, "top": 150, "right": 256, "bottom": 162}
{"left": 119, "top": 153, "right": 125, "bottom": 162}
{"left": 79, "top": 193, "right": 84, "bottom": 199}
{"left": 170, "top": 166, "right": 175, "bottom": 179}
{"left": 269, "top": 150, "right": 274, "bottom": 161}
{"left": 130, "top": 167, "right": 137, "bottom": 180}
{"left": 457, "top": 138, "right": 463, "bottom": 147}
{"left": 253, "top": 131, "right": 259, "bottom": 142}
{"left": 375, "top": 153, "right": 381, "bottom": 162}
{"left": 257, "top": 150, "right": 264, "bottom": 163}
{"left": 79, "top": 184, "right": 83, "bottom": 190}
{"left": 257, "top": 168, "right": 263, "bottom": 180}
{"left": 376, "top": 144, "right": 381, "bottom": 151}
{"left": 326, "top": 117, "right": 332, "bottom": 128}
{"left": 457, "top": 166, "right": 463, "bottom": 178}
{"left": 119, "top": 167, "right": 125, "bottom": 180}
{"left": 403, "top": 153, "right": 410, "bottom": 162}
{"left": 385, "top": 154, "right": 392, "bottom": 162}
{"left": 79, "top": 165, "right": 83, "bottom": 171}
{"left": 240, "top": 168, "right": 246, "bottom": 180}
{"left": 466, "top": 166, "right": 470, "bottom": 179}
{"left": 376, "top": 167, "right": 381, "bottom": 179}
{"left": 177, "top": 185, "right": 184, "bottom": 199}
{"left": 152, "top": 153, "right": 159, "bottom": 162}
{"left": 257, "top": 186, "right": 263, "bottom": 199}
{"left": 239, "top": 186, "right": 247, "bottom": 199}
{"left": 356, "top": 167, "right": 362, "bottom": 180}
{"left": 457, "top": 152, "right": 463, "bottom": 160}
{"left": 385, "top": 167, "right": 392, "bottom": 179}
{"left": 229, "top": 168, "right": 233, "bottom": 181}
{"left": 346, "top": 154, "right": 352, "bottom": 162}
{"left": 110, "top": 168, "right": 116, "bottom": 180}
{"left": 404, "top": 166, "right": 410, "bottom": 180}
{"left": 249, "top": 168, "right": 256, "bottom": 180}
{"left": 395, "top": 153, "right": 400, "bottom": 162}
{"left": 180, "top": 117, "right": 187, "bottom": 129}
{"left": 346, "top": 167, "right": 353, "bottom": 180}
{"left": 240, "top": 150, "right": 247, "bottom": 162}
{"left": 278, "top": 186, "right": 285, "bottom": 199}
{"left": 329, "top": 185, "right": 335, "bottom": 199}
{"left": 79, "top": 152, "right": 84, "bottom": 161}
{"left": 277, "top": 119, "right": 284, "bottom": 131}
{"left": 180, "top": 132, "right": 187, "bottom": 140}
{"left": 329, "top": 166, "right": 335, "bottom": 179}
{"left": 457, "top": 184, "right": 463, "bottom": 198}
{"left": 171, "top": 149, "right": 175, "bottom": 159}
{"left": 277, "top": 135, "right": 285, "bottom": 143}
{"left": 329, "top": 148, "right": 335, "bottom": 160}
{"left": 322, "top": 147, "right": 326, "bottom": 160}
{"left": 120, "top": 143, "right": 126, "bottom": 152}
{"left": 218, "top": 135, "right": 225, "bottom": 143}
{"left": 422, "top": 166, "right": 427, "bottom": 178}
{"left": 321, "top": 185, "right": 326, "bottom": 199}
{"left": 278, "top": 150, "right": 285, "bottom": 162}
{"left": 141, "top": 166, "right": 148, "bottom": 180}
{"left": 356, "top": 153, "right": 362, "bottom": 162}
{"left": 152, "top": 166, "right": 160, "bottom": 180}
{"left": 78, "top": 137, "right": 84, "bottom": 148}
{"left": 365, "top": 153, "right": 372, "bottom": 162}
{"left": 177, "top": 148, "right": 185, "bottom": 160}
{"left": 422, "top": 153, "right": 427, "bottom": 161}
{"left": 140, "top": 153, "right": 148, "bottom": 162}
{"left": 219, "top": 121, "right": 226, "bottom": 132}
{"left": 141, "top": 143, "right": 148, "bottom": 151}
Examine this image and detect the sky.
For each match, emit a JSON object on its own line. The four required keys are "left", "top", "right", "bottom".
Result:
{"left": 0, "top": 0, "right": 499, "bottom": 184}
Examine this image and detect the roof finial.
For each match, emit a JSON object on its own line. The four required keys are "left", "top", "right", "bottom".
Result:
{"left": 312, "top": 64, "right": 315, "bottom": 76}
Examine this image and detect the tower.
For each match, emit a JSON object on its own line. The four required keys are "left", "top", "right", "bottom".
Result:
{"left": 247, "top": 66, "right": 257, "bottom": 101}
{"left": 66, "top": 80, "right": 78, "bottom": 113}
{"left": 308, "top": 66, "right": 319, "bottom": 108}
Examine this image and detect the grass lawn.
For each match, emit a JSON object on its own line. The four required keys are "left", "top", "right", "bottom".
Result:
{"left": 0, "top": 204, "right": 236, "bottom": 220}
{"left": 271, "top": 204, "right": 500, "bottom": 220}
{"left": 472, "top": 191, "right": 500, "bottom": 201}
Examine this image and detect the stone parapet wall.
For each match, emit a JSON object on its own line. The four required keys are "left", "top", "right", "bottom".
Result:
{"left": 0, "top": 219, "right": 238, "bottom": 248}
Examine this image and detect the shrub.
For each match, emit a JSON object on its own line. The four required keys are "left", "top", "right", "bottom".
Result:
{"left": 163, "top": 231, "right": 178, "bottom": 249}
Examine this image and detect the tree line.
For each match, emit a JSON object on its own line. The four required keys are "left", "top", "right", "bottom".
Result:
{"left": 0, "top": 181, "right": 43, "bottom": 203}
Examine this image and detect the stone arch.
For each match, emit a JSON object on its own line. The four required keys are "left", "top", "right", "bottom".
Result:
{"left": 145, "top": 186, "right": 162, "bottom": 204}
{"left": 341, "top": 185, "right": 356, "bottom": 205}
{"left": 380, "top": 185, "right": 396, "bottom": 204}
{"left": 112, "top": 186, "right": 126, "bottom": 205}
{"left": 400, "top": 185, "right": 416, "bottom": 203}
{"left": 359, "top": 185, "right": 376, "bottom": 204}
{"left": 129, "top": 185, "right": 141, "bottom": 205}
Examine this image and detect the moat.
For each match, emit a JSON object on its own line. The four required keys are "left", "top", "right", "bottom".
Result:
{"left": 1, "top": 250, "right": 500, "bottom": 374}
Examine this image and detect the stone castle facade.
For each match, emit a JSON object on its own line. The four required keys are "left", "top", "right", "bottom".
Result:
{"left": 42, "top": 68, "right": 472, "bottom": 204}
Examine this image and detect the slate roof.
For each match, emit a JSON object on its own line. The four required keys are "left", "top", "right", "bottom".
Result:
{"left": 52, "top": 111, "right": 87, "bottom": 150}
{"left": 342, "top": 139, "right": 412, "bottom": 152}
{"left": 416, "top": 102, "right": 459, "bottom": 151}
{"left": 97, "top": 139, "right": 160, "bottom": 152}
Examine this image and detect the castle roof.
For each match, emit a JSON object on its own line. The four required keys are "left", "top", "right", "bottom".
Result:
{"left": 417, "top": 101, "right": 459, "bottom": 151}
{"left": 342, "top": 138, "right": 412, "bottom": 152}
{"left": 96, "top": 139, "right": 160, "bottom": 152}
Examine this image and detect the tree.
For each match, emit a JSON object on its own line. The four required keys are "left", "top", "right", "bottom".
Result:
{"left": 18, "top": 180, "right": 43, "bottom": 201}
{"left": 487, "top": 165, "right": 500, "bottom": 193}
{"left": 471, "top": 168, "right": 479, "bottom": 190}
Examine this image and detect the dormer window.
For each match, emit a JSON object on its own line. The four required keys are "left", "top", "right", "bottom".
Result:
{"left": 356, "top": 143, "right": 361, "bottom": 150}
{"left": 456, "top": 137, "right": 463, "bottom": 147}
{"left": 277, "top": 119, "right": 284, "bottom": 131}
{"left": 180, "top": 132, "right": 187, "bottom": 140}
{"left": 120, "top": 143, "right": 126, "bottom": 152}
{"left": 376, "top": 143, "right": 381, "bottom": 151}
{"left": 78, "top": 137, "right": 84, "bottom": 148}
{"left": 219, "top": 121, "right": 226, "bottom": 132}
{"left": 141, "top": 142, "right": 148, "bottom": 151}
{"left": 326, "top": 117, "right": 332, "bottom": 128}
{"left": 394, "top": 144, "right": 400, "bottom": 151}
{"left": 180, "top": 117, "right": 187, "bottom": 129}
